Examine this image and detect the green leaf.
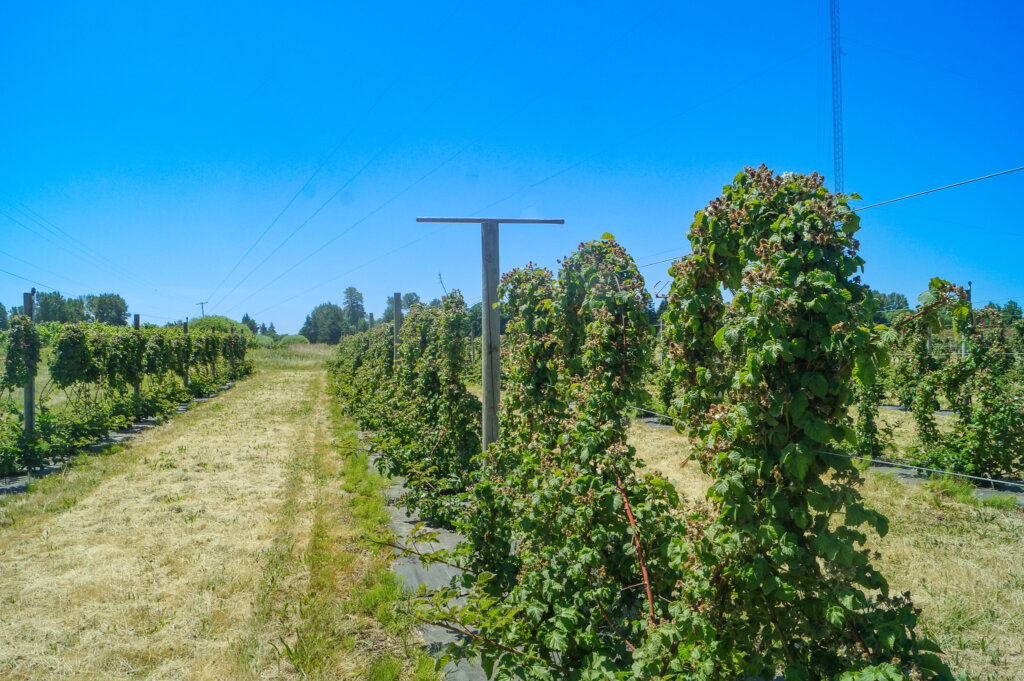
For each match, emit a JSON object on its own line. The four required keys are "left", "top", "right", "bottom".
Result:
{"left": 804, "top": 417, "right": 832, "bottom": 443}
{"left": 803, "top": 372, "right": 828, "bottom": 397}
{"left": 917, "top": 652, "right": 951, "bottom": 677}
{"left": 600, "top": 231, "right": 615, "bottom": 240}
{"left": 781, "top": 446, "right": 811, "bottom": 481}
{"left": 713, "top": 327, "right": 727, "bottom": 350}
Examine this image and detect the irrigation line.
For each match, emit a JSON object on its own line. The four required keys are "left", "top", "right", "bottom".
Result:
{"left": 627, "top": 404, "right": 1024, "bottom": 491}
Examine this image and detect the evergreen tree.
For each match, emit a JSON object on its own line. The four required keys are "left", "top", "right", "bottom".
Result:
{"left": 342, "top": 286, "right": 366, "bottom": 330}
{"left": 1002, "top": 300, "right": 1022, "bottom": 323}
{"left": 241, "top": 312, "right": 259, "bottom": 334}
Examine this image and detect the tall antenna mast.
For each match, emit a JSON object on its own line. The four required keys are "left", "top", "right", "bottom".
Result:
{"left": 830, "top": 0, "right": 844, "bottom": 194}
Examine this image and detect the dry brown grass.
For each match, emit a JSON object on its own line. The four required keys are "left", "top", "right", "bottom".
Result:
{"left": 628, "top": 422, "right": 1024, "bottom": 681}
{"left": 0, "top": 344, "right": 433, "bottom": 681}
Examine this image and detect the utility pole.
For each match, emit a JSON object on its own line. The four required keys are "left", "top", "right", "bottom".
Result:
{"left": 416, "top": 217, "right": 564, "bottom": 449}
{"left": 23, "top": 291, "right": 35, "bottom": 436}
{"left": 393, "top": 292, "right": 403, "bottom": 362}
{"left": 830, "top": 0, "right": 845, "bottom": 194}
{"left": 195, "top": 301, "right": 208, "bottom": 317}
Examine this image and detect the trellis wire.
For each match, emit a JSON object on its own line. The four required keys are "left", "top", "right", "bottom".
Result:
{"left": 627, "top": 405, "right": 1024, "bottom": 492}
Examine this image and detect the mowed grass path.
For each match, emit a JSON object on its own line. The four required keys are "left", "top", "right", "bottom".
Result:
{"left": 0, "top": 344, "right": 433, "bottom": 681}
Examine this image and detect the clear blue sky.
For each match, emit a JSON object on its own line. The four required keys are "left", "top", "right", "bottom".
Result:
{"left": 1, "top": 1, "right": 1021, "bottom": 332}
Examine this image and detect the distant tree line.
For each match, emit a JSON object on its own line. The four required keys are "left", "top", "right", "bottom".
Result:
{"left": 0, "top": 291, "right": 130, "bottom": 329}
{"left": 290, "top": 283, "right": 1020, "bottom": 347}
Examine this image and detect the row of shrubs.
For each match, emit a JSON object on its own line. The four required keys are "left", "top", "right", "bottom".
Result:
{"left": 0, "top": 318, "right": 252, "bottom": 475}
{"left": 330, "top": 168, "right": 954, "bottom": 681}
{"left": 851, "top": 281, "right": 1024, "bottom": 478}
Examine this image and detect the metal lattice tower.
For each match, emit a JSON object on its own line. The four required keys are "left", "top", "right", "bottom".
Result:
{"left": 830, "top": 0, "right": 844, "bottom": 194}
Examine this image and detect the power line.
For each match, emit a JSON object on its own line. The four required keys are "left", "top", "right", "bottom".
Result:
{"left": 472, "top": 42, "right": 821, "bottom": 215}
{"left": 219, "top": 3, "right": 683, "bottom": 314}
{"left": 634, "top": 164, "right": 1024, "bottom": 270}
{"left": 211, "top": 91, "right": 451, "bottom": 312}
{"left": 2, "top": 200, "right": 159, "bottom": 288}
{"left": 230, "top": 146, "right": 471, "bottom": 315}
{"left": 854, "top": 166, "right": 1024, "bottom": 211}
{"left": 250, "top": 227, "right": 446, "bottom": 317}
{"left": 0, "top": 209, "right": 153, "bottom": 291}
{"left": 0, "top": 246, "right": 90, "bottom": 290}
{"left": 205, "top": 2, "right": 465, "bottom": 305}
{"left": 0, "top": 266, "right": 57, "bottom": 291}
{"left": 843, "top": 37, "right": 1024, "bottom": 98}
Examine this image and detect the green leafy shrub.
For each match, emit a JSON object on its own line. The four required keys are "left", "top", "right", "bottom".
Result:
{"left": 656, "top": 166, "right": 947, "bottom": 679}
{"left": 2, "top": 316, "right": 41, "bottom": 390}
{"left": 278, "top": 334, "right": 310, "bottom": 346}
{"left": 187, "top": 315, "right": 254, "bottom": 337}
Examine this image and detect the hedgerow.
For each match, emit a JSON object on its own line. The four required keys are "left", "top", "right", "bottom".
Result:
{"left": 885, "top": 280, "right": 1024, "bottom": 477}
{"left": 0, "top": 321, "right": 251, "bottom": 476}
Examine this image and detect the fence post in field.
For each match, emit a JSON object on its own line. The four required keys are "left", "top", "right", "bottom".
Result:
{"left": 393, "top": 292, "right": 403, "bottom": 362}
{"left": 23, "top": 291, "right": 35, "bottom": 436}
{"left": 368, "top": 312, "right": 374, "bottom": 328}
{"left": 133, "top": 314, "right": 141, "bottom": 405}
{"left": 415, "top": 216, "right": 564, "bottom": 450}
{"left": 183, "top": 318, "right": 191, "bottom": 388}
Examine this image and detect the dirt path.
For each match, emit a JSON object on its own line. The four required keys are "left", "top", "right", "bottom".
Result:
{"left": 0, "top": 345, "right": 364, "bottom": 680}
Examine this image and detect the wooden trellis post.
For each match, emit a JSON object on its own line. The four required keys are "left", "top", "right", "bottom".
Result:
{"left": 23, "top": 291, "right": 35, "bottom": 436}
{"left": 183, "top": 318, "right": 191, "bottom": 388}
{"left": 133, "top": 314, "right": 141, "bottom": 404}
{"left": 393, "top": 292, "right": 403, "bottom": 362}
{"left": 415, "top": 217, "right": 564, "bottom": 449}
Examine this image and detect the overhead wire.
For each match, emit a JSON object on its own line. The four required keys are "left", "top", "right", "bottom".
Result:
{"left": 843, "top": 37, "right": 1023, "bottom": 97}
{"left": 221, "top": 1, "right": 682, "bottom": 315}
{"left": 210, "top": 104, "right": 446, "bottom": 312}
{"left": 853, "top": 165, "right": 1024, "bottom": 211}
{"left": 472, "top": 41, "right": 822, "bottom": 216}
{"left": 633, "top": 164, "right": 1024, "bottom": 271}
{"left": 2, "top": 199, "right": 158, "bottom": 288}
{"left": 246, "top": 36, "right": 818, "bottom": 316}
{"left": 0, "top": 246, "right": 91, "bottom": 290}
{"left": 205, "top": 1, "right": 467, "bottom": 305}
{"left": 0, "top": 266, "right": 59, "bottom": 291}
{"left": 0, "top": 209, "right": 156, "bottom": 292}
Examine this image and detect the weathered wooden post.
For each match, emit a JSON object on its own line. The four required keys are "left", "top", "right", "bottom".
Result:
{"left": 415, "top": 217, "right": 564, "bottom": 450}
{"left": 393, "top": 292, "right": 403, "bottom": 362}
{"left": 368, "top": 312, "right": 374, "bottom": 328}
{"left": 133, "top": 314, "right": 141, "bottom": 405}
{"left": 183, "top": 318, "right": 191, "bottom": 388}
{"left": 23, "top": 291, "right": 35, "bottom": 436}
